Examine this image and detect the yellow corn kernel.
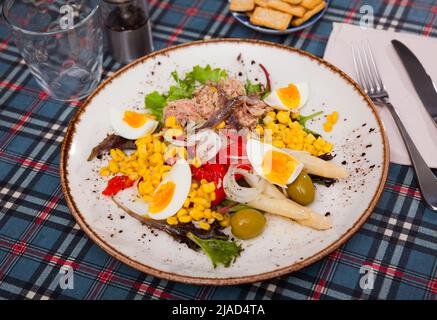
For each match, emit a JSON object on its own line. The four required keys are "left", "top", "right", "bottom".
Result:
{"left": 219, "top": 214, "right": 230, "bottom": 227}
{"left": 212, "top": 211, "right": 224, "bottom": 221}
{"left": 291, "top": 112, "right": 300, "bottom": 120}
{"left": 207, "top": 217, "right": 216, "bottom": 224}
{"left": 108, "top": 160, "right": 119, "bottom": 174}
{"left": 266, "top": 122, "right": 278, "bottom": 133}
{"left": 191, "top": 182, "right": 199, "bottom": 190}
{"left": 194, "top": 203, "right": 205, "bottom": 212}
{"left": 323, "top": 142, "right": 334, "bottom": 153}
{"left": 116, "top": 149, "right": 126, "bottom": 160}
{"left": 178, "top": 215, "right": 192, "bottom": 223}
{"left": 165, "top": 116, "right": 177, "bottom": 128}
{"left": 273, "top": 140, "right": 285, "bottom": 148}
{"left": 313, "top": 137, "right": 325, "bottom": 149}
{"left": 183, "top": 198, "right": 191, "bottom": 208}
{"left": 189, "top": 209, "right": 204, "bottom": 221}
{"left": 331, "top": 111, "right": 339, "bottom": 124}
{"left": 128, "top": 173, "right": 138, "bottom": 181}
{"left": 255, "top": 125, "right": 264, "bottom": 136}
{"left": 191, "top": 197, "right": 209, "bottom": 207}
{"left": 166, "top": 216, "right": 178, "bottom": 225}
{"left": 323, "top": 122, "right": 333, "bottom": 132}
{"left": 267, "top": 111, "right": 276, "bottom": 119}
{"left": 210, "top": 192, "right": 216, "bottom": 201}
{"left": 215, "top": 121, "right": 226, "bottom": 129}
{"left": 188, "top": 190, "right": 197, "bottom": 198}
{"left": 190, "top": 156, "right": 202, "bottom": 168}
{"left": 276, "top": 111, "right": 290, "bottom": 124}
{"left": 201, "top": 182, "right": 215, "bottom": 194}
{"left": 263, "top": 114, "right": 275, "bottom": 125}
{"left": 153, "top": 140, "right": 161, "bottom": 153}
{"left": 304, "top": 134, "right": 316, "bottom": 144}
{"left": 100, "top": 167, "right": 110, "bottom": 176}
{"left": 199, "top": 221, "right": 211, "bottom": 231}
{"left": 177, "top": 208, "right": 188, "bottom": 218}
{"left": 200, "top": 179, "right": 208, "bottom": 185}
{"left": 204, "top": 209, "right": 212, "bottom": 219}
{"left": 110, "top": 149, "right": 120, "bottom": 161}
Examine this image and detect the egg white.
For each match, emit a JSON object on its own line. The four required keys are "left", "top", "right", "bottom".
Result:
{"left": 264, "top": 83, "right": 310, "bottom": 111}
{"left": 246, "top": 139, "right": 303, "bottom": 187}
{"left": 147, "top": 159, "right": 192, "bottom": 220}
{"left": 110, "top": 107, "right": 158, "bottom": 140}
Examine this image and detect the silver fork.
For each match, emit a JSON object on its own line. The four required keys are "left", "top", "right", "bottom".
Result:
{"left": 352, "top": 41, "right": 437, "bottom": 211}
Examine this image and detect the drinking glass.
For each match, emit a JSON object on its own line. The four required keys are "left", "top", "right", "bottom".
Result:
{"left": 2, "top": 0, "right": 103, "bottom": 101}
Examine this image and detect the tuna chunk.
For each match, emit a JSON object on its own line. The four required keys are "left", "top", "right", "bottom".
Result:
{"left": 163, "top": 99, "right": 204, "bottom": 126}
{"left": 217, "top": 77, "right": 246, "bottom": 98}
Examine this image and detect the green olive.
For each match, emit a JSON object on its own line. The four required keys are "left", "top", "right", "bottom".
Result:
{"left": 230, "top": 209, "right": 266, "bottom": 240}
{"left": 286, "top": 172, "right": 315, "bottom": 206}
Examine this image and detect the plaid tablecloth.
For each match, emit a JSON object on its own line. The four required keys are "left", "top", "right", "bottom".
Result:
{"left": 0, "top": 0, "right": 436, "bottom": 300}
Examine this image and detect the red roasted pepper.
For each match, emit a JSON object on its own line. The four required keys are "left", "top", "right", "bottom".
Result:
{"left": 102, "top": 175, "right": 135, "bottom": 196}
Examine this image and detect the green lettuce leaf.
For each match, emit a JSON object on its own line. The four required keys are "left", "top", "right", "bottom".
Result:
{"left": 298, "top": 111, "right": 323, "bottom": 138}
{"left": 186, "top": 65, "right": 228, "bottom": 84}
{"left": 245, "top": 80, "right": 262, "bottom": 95}
{"left": 144, "top": 91, "right": 167, "bottom": 121}
{"left": 187, "top": 232, "right": 242, "bottom": 268}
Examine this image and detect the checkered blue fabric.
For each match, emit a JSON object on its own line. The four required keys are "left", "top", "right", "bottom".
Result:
{"left": 0, "top": 0, "right": 436, "bottom": 300}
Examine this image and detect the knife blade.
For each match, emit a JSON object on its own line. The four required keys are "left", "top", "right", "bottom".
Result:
{"left": 391, "top": 39, "right": 437, "bottom": 127}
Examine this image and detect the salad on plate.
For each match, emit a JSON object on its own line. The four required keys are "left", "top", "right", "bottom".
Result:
{"left": 87, "top": 64, "right": 349, "bottom": 268}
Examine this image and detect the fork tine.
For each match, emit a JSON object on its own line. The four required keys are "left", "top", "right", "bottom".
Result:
{"left": 354, "top": 42, "right": 372, "bottom": 94}
{"left": 365, "top": 40, "right": 384, "bottom": 92}
{"left": 351, "top": 43, "right": 365, "bottom": 89}
{"left": 358, "top": 43, "right": 376, "bottom": 95}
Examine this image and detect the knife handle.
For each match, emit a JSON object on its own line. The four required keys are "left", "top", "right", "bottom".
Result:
{"left": 384, "top": 101, "right": 437, "bottom": 211}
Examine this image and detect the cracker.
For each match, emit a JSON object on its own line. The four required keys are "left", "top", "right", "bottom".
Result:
{"left": 230, "top": 0, "right": 255, "bottom": 12}
{"left": 300, "top": 0, "right": 322, "bottom": 10}
{"left": 291, "top": 1, "right": 325, "bottom": 26}
{"left": 267, "top": 1, "right": 306, "bottom": 17}
{"left": 250, "top": 6, "right": 292, "bottom": 31}
{"left": 282, "top": 0, "right": 302, "bottom": 4}
{"left": 254, "top": 0, "right": 271, "bottom": 8}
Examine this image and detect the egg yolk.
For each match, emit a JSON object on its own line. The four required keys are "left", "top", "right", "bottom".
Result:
{"left": 277, "top": 84, "right": 300, "bottom": 109}
{"left": 149, "top": 181, "right": 176, "bottom": 214}
{"left": 262, "top": 150, "right": 299, "bottom": 186}
{"left": 123, "top": 111, "right": 147, "bottom": 128}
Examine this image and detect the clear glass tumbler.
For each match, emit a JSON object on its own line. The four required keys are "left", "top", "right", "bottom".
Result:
{"left": 2, "top": 0, "right": 103, "bottom": 101}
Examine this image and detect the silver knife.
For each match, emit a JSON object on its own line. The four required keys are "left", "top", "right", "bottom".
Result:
{"left": 391, "top": 39, "right": 437, "bottom": 127}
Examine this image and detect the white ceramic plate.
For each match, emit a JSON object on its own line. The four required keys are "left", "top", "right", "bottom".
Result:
{"left": 61, "top": 39, "right": 389, "bottom": 285}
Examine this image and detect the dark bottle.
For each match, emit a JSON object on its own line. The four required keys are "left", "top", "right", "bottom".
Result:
{"left": 101, "top": 0, "right": 154, "bottom": 64}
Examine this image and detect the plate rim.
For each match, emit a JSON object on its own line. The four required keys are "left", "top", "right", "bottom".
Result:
{"left": 60, "top": 38, "right": 390, "bottom": 286}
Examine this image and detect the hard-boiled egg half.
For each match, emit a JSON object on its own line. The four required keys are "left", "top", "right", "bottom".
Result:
{"left": 264, "top": 83, "right": 309, "bottom": 111}
{"left": 246, "top": 139, "right": 303, "bottom": 188}
{"left": 110, "top": 107, "right": 158, "bottom": 140}
{"left": 113, "top": 159, "right": 191, "bottom": 220}
{"left": 147, "top": 159, "right": 191, "bottom": 220}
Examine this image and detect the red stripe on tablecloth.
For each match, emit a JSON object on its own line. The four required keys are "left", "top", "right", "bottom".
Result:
{"left": 133, "top": 282, "right": 172, "bottom": 299}
{"left": 11, "top": 241, "right": 27, "bottom": 255}
{"left": 423, "top": 14, "right": 436, "bottom": 36}
{"left": 366, "top": 262, "right": 404, "bottom": 278}
{"left": 389, "top": 184, "right": 422, "bottom": 199}
{"left": 427, "top": 278, "right": 437, "bottom": 294}
{"left": 344, "top": 0, "right": 361, "bottom": 24}
{"left": 44, "top": 254, "right": 80, "bottom": 269}
{"left": 35, "top": 195, "right": 60, "bottom": 225}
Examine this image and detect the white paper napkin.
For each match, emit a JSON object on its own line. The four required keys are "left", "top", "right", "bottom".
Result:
{"left": 324, "top": 23, "right": 437, "bottom": 168}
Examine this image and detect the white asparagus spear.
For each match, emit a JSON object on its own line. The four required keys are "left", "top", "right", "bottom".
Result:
{"left": 286, "top": 151, "right": 349, "bottom": 179}
{"left": 244, "top": 176, "right": 332, "bottom": 230}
